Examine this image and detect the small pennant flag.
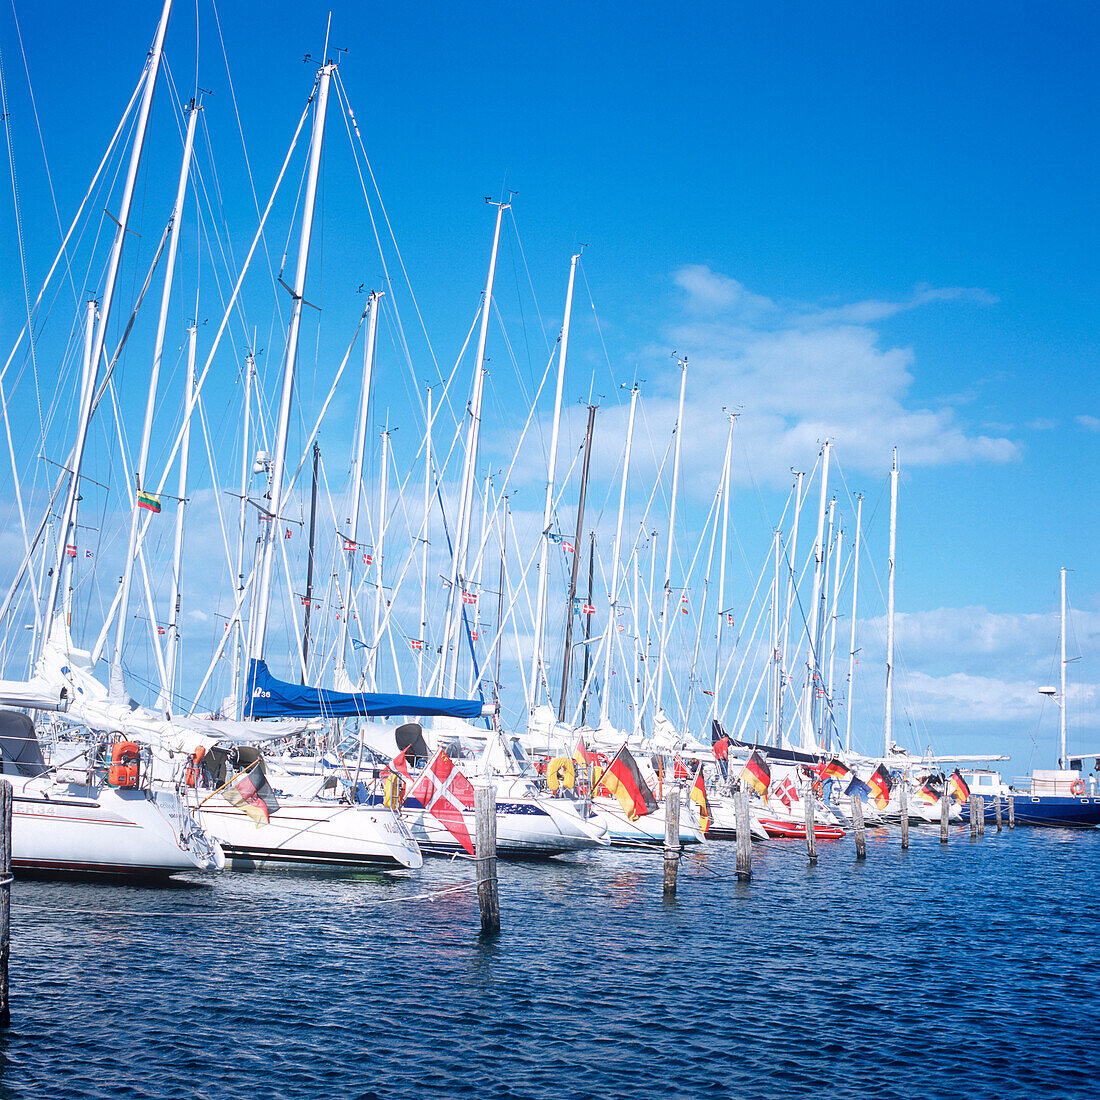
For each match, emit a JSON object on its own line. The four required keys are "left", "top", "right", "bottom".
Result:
{"left": 562, "top": 541, "right": 575, "bottom": 553}
{"left": 470, "top": 631, "right": 479, "bottom": 641}
{"left": 680, "top": 604, "right": 689, "bottom": 615}
{"left": 284, "top": 528, "right": 292, "bottom": 539}
{"left": 363, "top": 553, "right": 373, "bottom": 566}
{"left": 617, "top": 624, "right": 625, "bottom": 632}
{"left": 137, "top": 490, "right": 161, "bottom": 513}
{"left": 157, "top": 626, "right": 166, "bottom": 635}
{"left": 84, "top": 549, "right": 94, "bottom": 559}
{"left": 410, "top": 639, "right": 424, "bottom": 651}
{"left": 727, "top": 613, "right": 735, "bottom": 626}
{"left": 351, "top": 638, "right": 368, "bottom": 650}
{"left": 462, "top": 591, "right": 477, "bottom": 604}
{"left": 65, "top": 544, "right": 77, "bottom": 557}
{"left": 343, "top": 539, "right": 356, "bottom": 551}
{"left": 259, "top": 512, "right": 273, "bottom": 523}
{"left": 581, "top": 603, "right": 595, "bottom": 615}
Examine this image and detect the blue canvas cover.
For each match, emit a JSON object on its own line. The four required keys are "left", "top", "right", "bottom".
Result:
{"left": 243, "top": 659, "right": 489, "bottom": 720}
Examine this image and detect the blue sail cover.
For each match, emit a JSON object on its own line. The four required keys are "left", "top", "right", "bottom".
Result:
{"left": 244, "top": 659, "right": 490, "bottom": 720}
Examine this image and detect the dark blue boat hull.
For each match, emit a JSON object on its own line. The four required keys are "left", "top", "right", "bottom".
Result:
{"left": 960, "top": 795, "right": 1100, "bottom": 828}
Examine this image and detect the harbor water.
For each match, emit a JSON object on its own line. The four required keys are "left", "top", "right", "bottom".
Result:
{"left": 2, "top": 825, "right": 1099, "bottom": 1099}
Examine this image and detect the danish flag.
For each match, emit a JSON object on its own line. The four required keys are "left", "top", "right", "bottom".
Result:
{"left": 581, "top": 603, "right": 595, "bottom": 615}
{"left": 409, "top": 638, "right": 424, "bottom": 651}
{"left": 407, "top": 749, "right": 476, "bottom": 855}
{"left": 562, "top": 541, "right": 574, "bottom": 553}
{"left": 462, "top": 591, "right": 477, "bottom": 604}
{"left": 772, "top": 775, "right": 800, "bottom": 810}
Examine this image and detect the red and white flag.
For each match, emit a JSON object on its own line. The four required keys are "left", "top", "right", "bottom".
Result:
{"left": 343, "top": 539, "right": 356, "bottom": 552}
{"left": 407, "top": 749, "right": 476, "bottom": 855}
{"left": 409, "top": 638, "right": 424, "bottom": 651}
{"left": 462, "top": 591, "right": 477, "bottom": 604}
{"left": 391, "top": 748, "right": 412, "bottom": 781}
{"left": 562, "top": 541, "right": 574, "bottom": 553}
{"left": 581, "top": 603, "right": 595, "bottom": 615}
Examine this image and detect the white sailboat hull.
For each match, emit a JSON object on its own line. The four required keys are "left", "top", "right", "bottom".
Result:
{"left": 198, "top": 799, "right": 422, "bottom": 870}
{"left": 11, "top": 776, "right": 223, "bottom": 876}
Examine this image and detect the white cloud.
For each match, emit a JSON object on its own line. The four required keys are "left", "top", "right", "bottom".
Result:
{"left": 1076, "top": 414, "right": 1100, "bottom": 433}
{"left": 654, "top": 266, "right": 1018, "bottom": 486}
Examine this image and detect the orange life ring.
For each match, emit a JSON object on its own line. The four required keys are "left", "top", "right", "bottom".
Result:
{"left": 108, "top": 740, "right": 141, "bottom": 788}
{"left": 1070, "top": 779, "right": 1085, "bottom": 796}
{"left": 811, "top": 779, "right": 823, "bottom": 799}
{"left": 184, "top": 745, "right": 206, "bottom": 788}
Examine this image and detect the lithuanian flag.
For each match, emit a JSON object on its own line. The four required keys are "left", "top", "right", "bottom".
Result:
{"left": 689, "top": 768, "right": 711, "bottom": 835}
{"left": 602, "top": 745, "right": 658, "bottom": 821}
{"left": 821, "top": 757, "right": 851, "bottom": 782}
{"left": 137, "top": 489, "right": 162, "bottom": 514}
{"left": 867, "top": 764, "right": 894, "bottom": 810}
{"left": 740, "top": 750, "right": 770, "bottom": 798}
{"left": 947, "top": 769, "right": 971, "bottom": 805}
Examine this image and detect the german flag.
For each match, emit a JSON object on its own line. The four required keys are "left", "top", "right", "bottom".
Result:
{"left": 740, "top": 750, "right": 770, "bottom": 798}
{"left": 948, "top": 769, "right": 971, "bottom": 805}
{"left": 602, "top": 745, "right": 658, "bottom": 821}
{"left": 689, "top": 767, "right": 711, "bottom": 835}
{"left": 821, "top": 757, "right": 850, "bottom": 782}
{"left": 867, "top": 764, "right": 894, "bottom": 810}
{"left": 916, "top": 776, "right": 940, "bottom": 805}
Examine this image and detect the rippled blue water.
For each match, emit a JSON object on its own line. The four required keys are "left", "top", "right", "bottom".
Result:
{"left": 1, "top": 824, "right": 1098, "bottom": 1099}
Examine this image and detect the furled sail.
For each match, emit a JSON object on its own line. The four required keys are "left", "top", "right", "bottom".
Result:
{"left": 244, "top": 659, "right": 494, "bottom": 720}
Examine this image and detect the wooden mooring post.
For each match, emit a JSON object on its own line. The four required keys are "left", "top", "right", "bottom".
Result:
{"left": 804, "top": 784, "right": 817, "bottom": 864}
{"left": 663, "top": 783, "right": 681, "bottom": 899}
{"left": 475, "top": 785, "right": 500, "bottom": 935}
{"left": 969, "top": 793, "right": 979, "bottom": 838}
{"left": 850, "top": 793, "right": 866, "bottom": 860}
{"left": 976, "top": 795, "right": 985, "bottom": 835}
{"left": 735, "top": 787, "right": 752, "bottom": 882}
{"left": 940, "top": 789, "right": 950, "bottom": 843}
{"left": 0, "top": 780, "right": 11, "bottom": 1028}
{"left": 1008, "top": 793, "right": 1015, "bottom": 829}
{"left": 994, "top": 793, "right": 1003, "bottom": 832}
{"left": 899, "top": 783, "right": 910, "bottom": 850}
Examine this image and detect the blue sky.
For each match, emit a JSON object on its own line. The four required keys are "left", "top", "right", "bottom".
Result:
{"left": 1, "top": 0, "right": 1098, "bottom": 765}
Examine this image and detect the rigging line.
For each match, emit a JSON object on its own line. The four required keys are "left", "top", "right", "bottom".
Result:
{"left": 0, "top": 39, "right": 44, "bottom": 442}
{"left": 332, "top": 72, "right": 447, "bottom": 426}
{"left": 506, "top": 206, "right": 551, "bottom": 354}
{"left": 578, "top": 260, "right": 619, "bottom": 400}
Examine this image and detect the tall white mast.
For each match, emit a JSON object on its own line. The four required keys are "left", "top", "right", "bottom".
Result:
{"left": 370, "top": 425, "right": 391, "bottom": 690}
{"left": 844, "top": 493, "right": 863, "bottom": 753}
{"left": 711, "top": 414, "right": 735, "bottom": 727}
{"left": 824, "top": 520, "right": 843, "bottom": 750}
{"left": 161, "top": 321, "right": 197, "bottom": 713}
{"left": 778, "top": 470, "right": 805, "bottom": 742}
{"left": 884, "top": 448, "right": 899, "bottom": 758}
{"left": 442, "top": 200, "right": 507, "bottom": 695}
{"left": 109, "top": 90, "right": 198, "bottom": 700}
{"left": 597, "top": 382, "right": 638, "bottom": 731}
{"left": 418, "top": 385, "right": 432, "bottom": 692}
{"left": 768, "top": 529, "right": 782, "bottom": 744}
{"left": 251, "top": 60, "right": 335, "bottom": 663}
{"left": 1060, "top": 565, "right": 1068, "bottom": 768}
{"left": 230, "top": 352, "right": 254, "bottom": 718}
{"left": 529, "top": 252, "right": 579, "bottom": 707}
{"left": 655, "top": 358, "right": 688, "bottom": 717}
{"left": 43, "top": 0, "right": 174, "bottom": 652}
{"left": 800, "top": 439, "right": 831, "bottom": 749}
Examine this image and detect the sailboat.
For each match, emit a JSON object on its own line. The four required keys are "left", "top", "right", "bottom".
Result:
{"left": 963, "top": 568, "right": 1100, "bottom": 828}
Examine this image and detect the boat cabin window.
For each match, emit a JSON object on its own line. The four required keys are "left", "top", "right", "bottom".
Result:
{"left": 977, "top": 775, "right": 993, "bottom": 787}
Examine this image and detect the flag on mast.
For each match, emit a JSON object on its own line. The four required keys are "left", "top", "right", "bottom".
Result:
{"left": 740, "top": 750, "right": 771, "bottom": 797}
{"left": 690, "top": 767, "right": 711, "bottom": 835}
{"left": 601, "top": 745, "right": 658, "bottom": 821}
{"left": 137, "top": 490, "right": 161, "bottom": 513}
{"left": 407, "top": 750, "right": 476, "bottom": 855}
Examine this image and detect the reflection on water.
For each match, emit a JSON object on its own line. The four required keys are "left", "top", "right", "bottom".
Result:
{"left": 2, "top": 826, "right": 1099, "bottom": 1098}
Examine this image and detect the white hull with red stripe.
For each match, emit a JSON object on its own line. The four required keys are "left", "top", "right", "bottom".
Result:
{"left": 10, "top": 773, "right": 223, "bottom": 876}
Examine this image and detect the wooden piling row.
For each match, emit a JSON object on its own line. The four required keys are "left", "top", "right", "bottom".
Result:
{"left": 735, "top": 788, "right": 752, "bottom": 881}
{"left": 663, "top": 783, "right": 681, "bottom": 899}
{"left": 475, "top": 785, "right": 500, "bottom": 935}
{"left": 804, "top": 784, "right": 817, "bottom": 864}
{"left": 851, "top": 793, "right": 866, "bottom": 860}
{"left": 899, "top": 783, "right": 910, "bottom": 850}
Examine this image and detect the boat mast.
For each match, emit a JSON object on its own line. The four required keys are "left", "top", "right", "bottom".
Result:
{"left": 493, "top": 494, "right": 509, "bottom": 709}
{"left": 417, "top": 385, "right": 432, "bottom": 692}
{"left": 655, "top": 358, "right": 687, "bottom": 719}
{"left": 1060, "top": 565, "right": 1068, "bottom": 768}
{"left": 558, "top": 403, "right": 597, "bottom": 722}
{"left": 580, "top": 531, "right": 595, "bottom": 727}
{"left": 529, "top": 252, "right": 579, "bottom": 708}
{"left": 300, "top": 442, "right": 320, "bottom": 681}
{"left": 442, "top": 200, "right": 507, "bottom": 696}
{"left": 42, "top": 0, "right": 174, "bottom": 655}
{"left": 161, "top": 320, "right": 197, "bottom": 713}
{"left": 884, "top": 447, "right": 899, "bottom": 758}
{"left": 778, "top": 470, "right": 804, "bottom": 744}
{"left": 598, "top": 381, "right": 638, "bottom": 732}
{"left": 109, "top": 89, "right": 198, "bottom": 701}
{"left": 230, "top": 351, "right": 254, "bottom": 717}
{"left": 844, "top": 493, "right": 863, "bottom": 753}
{"left": 800, "top": 440, "right": 830, "bottom": 750}
{"left": 339, "top": 290, "right": 381, "bottom": 682}
{"left": 824, "top": 519, "right": 843, "bottom": 750}
{"left": 710, "top": 413, "right": 734, "bottom": 728}
{"left": 768, "top": 529, "right": 782, "bottom": 745}
{"left": 250, "top": 59, "right": 335, "bottom": 664}
{"left": 370, "top": 424, "right": 391, "bottom": 689}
